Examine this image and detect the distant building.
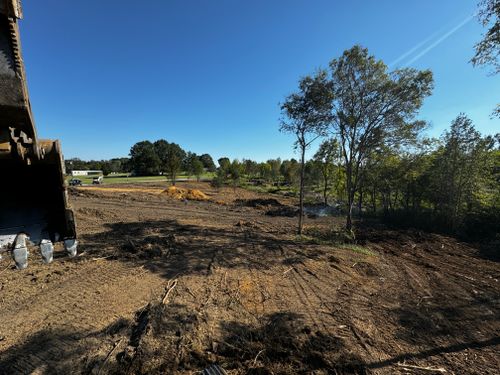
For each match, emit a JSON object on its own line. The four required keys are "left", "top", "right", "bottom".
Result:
{"left": 71, "top": 170, "right": 102, "bottom": 176}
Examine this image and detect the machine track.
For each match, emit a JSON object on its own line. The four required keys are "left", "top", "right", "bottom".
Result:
{"left": 0, "top": 260, "right": 164, "bottom": 374}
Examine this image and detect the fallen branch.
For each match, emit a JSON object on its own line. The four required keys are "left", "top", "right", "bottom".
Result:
{"left": 0, "top": 263, "right": 11, "bottom": 274}
{"left": 282, "top": 267, "right": 294, "bottom": 276}
{"left": 253, "top": 349, "right": 265, "bottom": 366}
{"left": 397, "top": 362, "right": 446, "bottom": 373}
{"left": 162, "top": 279, "right": 178, "bottom": 304}
{"left": 97, "top": 338, "right": 124, "bottom": 375}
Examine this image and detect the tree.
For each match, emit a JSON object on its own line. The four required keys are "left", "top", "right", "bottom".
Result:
{"left": 111, "top": 157, "right": 131, "bottom": 173}
{"left": 471, "top": 0, "right": 500, "bottom": 118}
{"left": 267, "top": 158, "right": 282, "bottom": 185}
{"left": 218, "top": 157, "right": 231, "bottom": 171}
{"left": 153, "top": 139, "right": 170, "bottom": 170}
{"left": 200, "top": 153, "right": 216, "bottom": 172}
{"left": 184, "top": 152, "right": 198, "bottom": 178}
{"left": 212, "top": 157, "right": 231, "bottom": 186}
{"left": 65, "top": 158, "right": 85, "bottom": 173}
{"left": 243, "top": 159, "right": 259, "bottom": 178}
{"left": 154, "top": 140, "right": 186, "bottom": 185}
{"left": 280, "top": 71, "right": 332, "bottom": 234}
{"left": 471, "top": 0, "right": 499, "bottom": 116}
{"left": 192, "top": 158, "right": 204, "bottom": 181}
{"left": 428, "top": 114, "right": 495, "bottom": 230}
{"left": 314, "top": 138, "right": 339, "bottom": 205}
{"left": 280, "top": 159, "right": 299, "bottom": 186}
{"left": 472, "top": 0, "right": 500, "bottom": 74}
{"left": 101, "top": 161, "right": 112, "bottom": 176}
{"left": 258, "top": 162, "right": 272, "bottom": 182}
{"left": 185, "top": 152, "right": 204, "bottom": 181}
{"left": 327, "top": 45, "right": 433, "bottom": 231}
{"left": 228, "top": 159, "right": 243, "bottom": 189}
{"left": 129, "top": 141, "right": 161, "bottom": 176}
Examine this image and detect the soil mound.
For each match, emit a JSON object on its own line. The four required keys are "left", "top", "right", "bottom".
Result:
{"left": 162, "top": 186, "right": 209, "bottom": 201}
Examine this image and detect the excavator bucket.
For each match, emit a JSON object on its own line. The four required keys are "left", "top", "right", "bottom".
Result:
{"left": 0, "top": 0, "right": 77, "bottom": 268}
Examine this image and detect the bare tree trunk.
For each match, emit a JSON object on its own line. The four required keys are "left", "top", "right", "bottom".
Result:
{"left": 358, "top": 188, "right": 363, "bottom": 218}
{"left": 346, "top": 165, "right": 353, "bottom": 231}
{"left": 298, "top": 145, "right": 306, "bottom": 235}
{"left": 346, "top": 192, "right": 354, "bottom": 231}
{"left": 371, "top": 187, "right": 377, "bottom": 212}
{"left": 323, "top": 170, "right": 329, "bottom": 206}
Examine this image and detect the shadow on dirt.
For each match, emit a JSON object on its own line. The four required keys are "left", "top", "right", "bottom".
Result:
{"left": 78, "top": 219, "right": 322, "bottom": 280}
{"left": 0, "top": 318, "right": 133, "bottom": 374}
{"left": 217, "top": 312, "right": 366, "bottom": 374}
{"left": 392, "top": 297, "right": 500, "bottom": 346}
{"left": 365, "top": 337, "right": 500, "bottom": 371}
{"left": 476, "top": 240, "right": 500, "bottom": 263}
{"left": 108, "top": 303, "right": 367, "bottom": 375}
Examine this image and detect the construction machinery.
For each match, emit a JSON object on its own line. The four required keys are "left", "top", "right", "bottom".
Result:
{"left": 0, "top": 0, "right": 77, "bottom": 269}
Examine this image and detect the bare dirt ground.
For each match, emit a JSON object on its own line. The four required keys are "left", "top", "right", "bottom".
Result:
{"left": 0, "top": 182, "right": 499, "bottom": 374}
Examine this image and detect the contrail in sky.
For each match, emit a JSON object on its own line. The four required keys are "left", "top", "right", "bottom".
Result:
{"left": 391, "top": 14, "right": 474, "bottom": 68}
{"left": 390, "top": 28, "right": 443, "bottom": 67}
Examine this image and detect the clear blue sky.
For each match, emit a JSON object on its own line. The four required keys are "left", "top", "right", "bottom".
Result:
{"left": 21, "top": 0, "right": 499, "bottom": 162}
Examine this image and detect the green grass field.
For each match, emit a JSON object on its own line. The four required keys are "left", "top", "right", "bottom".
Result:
{"left": 66, "top": 173, "right": 215, "bottom": 185}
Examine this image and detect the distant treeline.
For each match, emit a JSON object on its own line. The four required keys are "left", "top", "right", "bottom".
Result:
{"left": 65, "top": 157, "right": 130, "bottom": 176}
{"left": 65, "top": 140, "right": 217, "bottom": 183}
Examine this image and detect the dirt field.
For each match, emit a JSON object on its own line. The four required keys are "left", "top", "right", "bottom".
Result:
{"left": 0, "top": 182, "right": 499, "bottom": 374}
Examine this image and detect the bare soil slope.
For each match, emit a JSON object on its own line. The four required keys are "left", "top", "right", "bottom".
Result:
{"left": 0, "top": 182, "right": 498, "bottom": 374}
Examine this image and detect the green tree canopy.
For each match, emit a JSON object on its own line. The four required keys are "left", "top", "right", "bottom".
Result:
{"left": 327, "top": 45, "right": 433, "bottom": 230}
{"left": 129, "top": 141, "right": 161, "bottom": 176}
{"left": 200, "top": 153, "right": 216, "bottom": 172}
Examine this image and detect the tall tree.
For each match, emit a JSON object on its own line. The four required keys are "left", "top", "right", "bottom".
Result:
{"left": 129, "top": 141, "right": 161, "bottom": 176}
{"left": 154, "top": 140, "right": 186, "bottom": 185}
{"left": 428, "top": 114, "right": 495, "bottom": 230}
{"left": 327, "top": 45, "right": 433, "bottom": 231}
{"left": 200, "top": 153, "right": 217, "bottom": 172}
{"left": 280, "top": 71, "right": 331, "bottom": 234}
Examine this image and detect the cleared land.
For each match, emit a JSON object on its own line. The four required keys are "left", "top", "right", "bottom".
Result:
{"left": 0, "top": 182, "right": 498, "bottom": 374}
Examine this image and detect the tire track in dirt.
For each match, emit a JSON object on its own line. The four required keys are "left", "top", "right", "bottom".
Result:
{"left": 0, "top": 261, "right": 164, "bottom": 374}
{"left": 285, "top": 266, "right": 333, "bottom": 334}
{"left": 77, "top": 198, "right": 252, "bottom": 223}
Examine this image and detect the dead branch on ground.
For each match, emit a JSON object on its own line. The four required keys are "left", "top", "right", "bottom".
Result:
{"left": 162, "top": 279, "right": 178, "bottom": 304}
{"left": 397, "top": 362, "right": 446, "bottom": 373}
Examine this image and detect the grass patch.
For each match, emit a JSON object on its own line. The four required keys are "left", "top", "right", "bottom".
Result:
{"left": 299, "top": 227, "right": 376, "bottom": 256}
{"left": 337, "top": 244, "right": 375, "bottom": 256}
{"left": 241, "top": 183, "right": 297, "bottom": 196}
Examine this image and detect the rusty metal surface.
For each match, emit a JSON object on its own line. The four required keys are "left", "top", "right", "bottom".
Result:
{"left": 0, "top": 1, "right": 23, "bottom": 19}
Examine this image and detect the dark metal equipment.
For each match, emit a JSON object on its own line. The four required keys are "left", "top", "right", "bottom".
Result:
{"left": 0, "top": 0, "right": 77, "bottom": 268}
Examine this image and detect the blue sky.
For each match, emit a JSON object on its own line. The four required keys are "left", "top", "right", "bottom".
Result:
{"left": 21, "top": 0, "right": 499, "bottom": 162}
